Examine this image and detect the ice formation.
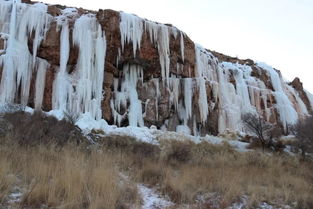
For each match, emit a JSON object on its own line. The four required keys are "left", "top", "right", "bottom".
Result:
{"left": 183, "top": 78, "right": 193, "bottom": 123}
{"left": 196, "top": 78, "right": 209, "bottom": 124}
{"left": 120, "top": 12, "right": 143, "bottom": 57}
{"left": 145, "top": 21, "right": 171, "bottom": 85}
{"left": 34, "top": 59, "right": 49, "bottom": 110}
{"left": 52, "top": 13, "right": 106, "bottom": 120}
{"left": 180, "top": 32, "right": 185, "bottom": 62}
{"left": 0, "top": 0, "right": 51, "bottom": 106}
{"left": 257, "top": 62, "right": 298, "bottom": 128}
{"left": 112, "top": 64, "right": 144, "bottom": 127}
{"left": 0, "top": 0, "right": 312, "bottom": 136}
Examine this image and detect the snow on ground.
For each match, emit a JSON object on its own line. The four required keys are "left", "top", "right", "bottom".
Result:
{"left": 138, "top": 184, "right": 173, "bottom": 209}
{"left": 7, "top": 187, "right": 23, "bottom": 204}
{"left": 0, "top": 104, "right": 257, "bottom": 151}
{"left": 0, "top": 104, "right": 251, "bottom": 148}
{"left": 119, "top": 173, "right": 173, "bottom": 209}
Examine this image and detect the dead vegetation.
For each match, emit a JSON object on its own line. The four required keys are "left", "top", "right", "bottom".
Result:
{"left": 0, "top": 142, "right": 140, "bottom": 209}
{"left": 0, "top": 112, "right": 313, "bottom": 208}
{"left": 131, "top": 140, "right": 313, "bottom": 208}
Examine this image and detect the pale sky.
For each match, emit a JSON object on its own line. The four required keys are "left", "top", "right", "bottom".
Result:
{"left": 41, "top": 0, "right": 313, "bottom": 92}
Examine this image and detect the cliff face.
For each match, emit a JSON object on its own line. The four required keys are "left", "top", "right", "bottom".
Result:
{"left": 0, "top": 0, "right": 312, "bottom": 135}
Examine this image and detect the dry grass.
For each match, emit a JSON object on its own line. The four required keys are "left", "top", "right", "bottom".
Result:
{"left": 1, "top": 123, "right": 313, "bottom": 209}
{"left": 0, "top": 142, "right": 140, "bottom": 209}
{"left": 131, "top": 140, "right": 313, "bottom": 208}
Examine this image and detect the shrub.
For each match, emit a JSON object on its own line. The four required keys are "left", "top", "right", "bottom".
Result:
{"left": 163, "top": 140, "right": 193, "bottom": 163}
{"left": 293, "top": 116, "right": 313, "bottom": 159}
{"left": 242, "top": 113, "right": 279, "bottom": 151}
{"left": 2, "top": 111, "right": 84, "bottom": 146}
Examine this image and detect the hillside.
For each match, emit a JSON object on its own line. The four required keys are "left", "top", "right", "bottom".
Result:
{"left": 0, "top": 0, "right": 313, "bottom": 136}
{"left": 0, "top": 111, "right": 312, "bottom": 209}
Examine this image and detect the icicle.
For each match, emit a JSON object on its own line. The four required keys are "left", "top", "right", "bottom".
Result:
{"left": 286, "top": 85, "right": 308, "bottom": 117}
{"left": 193, "top": 117, "right": 198, "bottom": 136}
{"left": 120, "top": 64, "right": 144, "bottom": 127}
{"left": 217, "top": 65, "right": 241, "bottom": 133}
{"left": 196, "top": 78, "right": 208, "bottom": 124}
{"left": 170, "top": 27, "right": 178, "bottom": 39}
{"left": 257, "top": 62, "right": 298, "bottom": 129}
{"left": 72, "top": 14, "right": 106, "bottom": 120}
{"left": 195, "top": 44, "right": 218, "bottom": 81}
{"left": 52, "top": 14, "right": 106, "bottom": 120}
{"left": 169, "top": 77, "right": 180, "bottom": 111}
{"left": 119, "top": 12, "right": 143, "bottom": 57}
{"left": 17, "top": 3, "right": 51, "bottom": 65}
{"left": 34, "top": 58, "right": 49, "bottom": 110}
{"left": 194, "top": 44, "right": 212, "bottom": 125}
{"left": 0, "top": 0, "right": 12, "bottom": 33}
{"left": 0, "top": 0, "right": 19, "bottom": 104}
{"left": 223, "top": 62, "right": 253, "bottom": 113}
{"left": 158, "top": 25, "right": 170, "bottom": 86}
{"left": 152, "top": 78, "right": 160, "bottom": 120}
{"left": 180, "top": 32, "right": 184, "bottom": 62}
{"left": 145, "top": 21, "right": 170, "bottom": 85}
{"left": 0, "top": 0, "right": 51, "bottom": 106}
{"left": 112, "top": 64, "right": 144, "bottom": 127}
{"left": 183, "top": 78, "right": 193, "bottom": 124}
{"left": 110, "top": 99, "right": 125, "bottom": 126}
{"left": 52, "top": 20, "right": 71, "bottom": 112}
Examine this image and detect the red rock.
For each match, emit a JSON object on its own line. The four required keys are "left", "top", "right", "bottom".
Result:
{"left": 4, "top": 0, "right": 309, "bottom": 135}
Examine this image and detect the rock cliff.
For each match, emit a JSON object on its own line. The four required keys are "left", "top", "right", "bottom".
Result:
{"left": 0, "top": 0, "right": 312, "bottom": 135}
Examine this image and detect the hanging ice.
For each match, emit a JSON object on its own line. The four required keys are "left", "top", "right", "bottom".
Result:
{"left": 217, "top": 65, "right": 241, "bottom": 133}
{"left": 145, "top": 21, "right": 170, "bottom": 85}
{"left": 34, "top": 58, "right": 49, "bottom": 110}
{"left": 52, "top": 13, "right": 106, "bottom": 120}
{"left": 73, "top": 14, "right": 106, "bottom": 120}
{"left": 183, "top": 78, "right": 193, "bottom": 124}
{"left": 119, "top": 12, "right": 143, "bottom": 57}
{"left": 196, "top": 78, "right": 208, "bottom": 124}
{"left": 112, "top": 64, "right": 144, "bottom": 127}
{"left": 286, "top": 85, "right": 308, "bottom": 117}
{"left": 195, "top": 44, "right": 217, "bottom": 80}
{"left": 0, "top": 0, "right": 51, "bottom": 106}
{"left": 257, "top": 62, "right": 298, "bottom": 129}
{"left": 194, "top": 44, "right": 211, "bottom": 124}
{"left": 222, "top": 62, "right": 254, "bottom": 113}
{"left": 52, "top": 19, "right": 72, "bottom": 112}
{"left": 169, "top": 77, "right": 180, "bottom": 111}
{"left": 180, "top": 32, "right": 185, "bottom": 62}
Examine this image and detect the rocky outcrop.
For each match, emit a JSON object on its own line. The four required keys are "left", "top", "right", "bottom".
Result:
{"left": 290, "top": 77, "right": 313, "bottom": 114}
{"left": 0, "top": 0, "right": 312, "bottom": 135}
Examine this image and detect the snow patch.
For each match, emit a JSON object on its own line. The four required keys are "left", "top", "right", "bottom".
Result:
{"left": 138, "top": 184, "right": 173, "bottom": 209}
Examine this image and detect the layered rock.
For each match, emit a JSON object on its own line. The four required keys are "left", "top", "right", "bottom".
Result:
{"left": 0, "top": 0, "right": 312, "bottom": 135}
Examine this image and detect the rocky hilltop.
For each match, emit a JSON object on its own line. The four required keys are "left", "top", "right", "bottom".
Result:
{"left": 0, "top": 0, "right": 312, "bottom": 135}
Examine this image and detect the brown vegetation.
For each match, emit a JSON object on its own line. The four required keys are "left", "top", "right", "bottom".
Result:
{"left": 0, "top": 140, "right": 140, "bottom": 209}
{"left": 293, "top": 116, "right": 313, "bottom": 159}
{"left": 0, "top": 112, "right": 313, "bottom": 208}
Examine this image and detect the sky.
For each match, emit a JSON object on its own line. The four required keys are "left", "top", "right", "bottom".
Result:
{"left": 41, "top": 0, "right": 313, "bottom": 92}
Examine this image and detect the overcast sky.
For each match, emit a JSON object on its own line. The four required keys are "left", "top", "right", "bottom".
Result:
{"left": 41, "top": 0, "right": 313, "bottom": 92}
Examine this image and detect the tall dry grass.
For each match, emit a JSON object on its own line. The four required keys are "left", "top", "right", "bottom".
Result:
{"left": 0, "top": 142, "right": 139, "bottom": 209}
{"left": 130, "top": 140, "right": 313, "bottom": 208}
{"left": 1, "top": 120, "right": 313, "bottom": 209}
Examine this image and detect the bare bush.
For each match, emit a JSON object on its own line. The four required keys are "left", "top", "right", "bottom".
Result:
{"left": 63, "top": 110, "right": 80, "bottom": 125}
{"left": 294, "top": 116, "right": 313, "bottom": 159}
{"left": 2, "top": 111, "right": 84, "bottom": 146}
{"left": 241, "top": 113, "right": 278, "bottom": 151}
